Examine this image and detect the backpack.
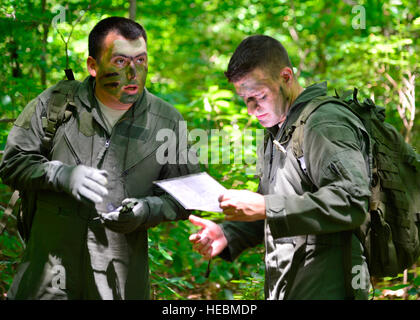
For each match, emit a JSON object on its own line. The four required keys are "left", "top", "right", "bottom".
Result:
{"left": 289, "top": 88, "right": 420, "bottom": 278}
{"left": 0, "top": 79, "right": 81, "bottom": 244}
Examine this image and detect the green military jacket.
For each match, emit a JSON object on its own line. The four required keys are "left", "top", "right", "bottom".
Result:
{"left": 220, "top": 82, "right": 371, "bottom": 299}
{"left": 0, "top": 76, "right": 199, "bottom": 299}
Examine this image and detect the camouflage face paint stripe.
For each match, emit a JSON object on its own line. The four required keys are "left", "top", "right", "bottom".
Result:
{"left": 103, "top": 72, "right": 120, "bottom": 78}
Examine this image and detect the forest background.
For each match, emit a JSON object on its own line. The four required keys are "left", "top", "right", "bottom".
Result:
{"left": 0, "top": 0, "right": 419, "bottom": 300}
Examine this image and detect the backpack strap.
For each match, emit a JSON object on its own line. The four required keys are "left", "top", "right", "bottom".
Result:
{"left": 0, "top": 190, "right": 26, "bottom": 246}
{"left": 0, "top": 190, "right": 20, "bottom": 234}
{"left": 342, "top": 231, "right": 355, "bottom": 300}
{"left": 283, "top": 235, "right": 307, "bottom": 299}
{"left": 41, "top": 80, "right": 80, "bottom": 151}
{"left": 291, "top": 95, "right": 348, "bottom": 160}
{"left": 1, "top": 79, "right": 80, "bottom": 243}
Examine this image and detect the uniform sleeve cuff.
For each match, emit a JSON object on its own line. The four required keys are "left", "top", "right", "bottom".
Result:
{"left": 218, "top": 224, "right": 235, "bottom": 261}
{"left": 265, "top": 194, "right": 289, "bottom": 239}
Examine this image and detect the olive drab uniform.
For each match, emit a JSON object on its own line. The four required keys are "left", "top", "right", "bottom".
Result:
{"left": 0, "top": 76, "right": 200, "bottom": 299}
{"left": 220, "top": 82, "right": 371, "bottom": 300}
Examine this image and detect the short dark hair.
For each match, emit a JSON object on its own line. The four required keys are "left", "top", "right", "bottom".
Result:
{"left": 88, "top": 16, "right": 147, "bottom": 60}
{"left": 225, "top": 35, "right": 293, "bottom": 83}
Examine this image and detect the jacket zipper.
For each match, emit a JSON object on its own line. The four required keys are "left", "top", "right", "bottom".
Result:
{"left": 96, "top": 138, "right": 110, "bottom": 167}
{"left": 64, "top": 132, "right": 82, "bottom": 165}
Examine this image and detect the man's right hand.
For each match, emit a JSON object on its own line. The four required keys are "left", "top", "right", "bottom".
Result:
{"left": 55, "top": 164, "right": 108, "bottom": 204}
{"left": 189, "top": 215, "right": 228, "bottom": 260}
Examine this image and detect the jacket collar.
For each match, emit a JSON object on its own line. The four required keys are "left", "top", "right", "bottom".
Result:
{"left": 76, "top": 76, "right": 149, "bottom": 128}
{"left": 266, "top": 81, "right": 328, "bottom": 138}
{"left": 292, "top": 81, "right": 327, "bottom": 108}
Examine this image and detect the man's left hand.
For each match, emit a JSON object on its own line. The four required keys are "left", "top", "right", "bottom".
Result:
{"left": 100, "top": 198, "right": 150, "bottom": 233}
{"left": 218, "top": 189, "right": 266, "bottom": 221}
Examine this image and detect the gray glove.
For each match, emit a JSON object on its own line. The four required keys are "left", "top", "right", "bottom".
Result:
{"left": 100, "top": 198, "right": 150, "bottom": 233}
{"left": 55, "top": 164, "right": 108, "bottom": 204}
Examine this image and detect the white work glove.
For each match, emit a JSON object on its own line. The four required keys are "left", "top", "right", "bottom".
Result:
{"left": 100, "top": 198, "right": 150, "bottom": 234}
{"left": 55, "top": 164, "right": 109, "bottom": 204}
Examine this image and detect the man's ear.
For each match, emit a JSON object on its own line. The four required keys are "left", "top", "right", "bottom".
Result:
{"left": 279, "top": 67, "right": 294, "bottom": 85}
{"left": 87, "top": 56, "right": 97, "bottom": 77}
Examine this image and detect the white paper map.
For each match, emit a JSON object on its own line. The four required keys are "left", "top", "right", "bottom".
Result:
{"left": 153, "top": 172, "right": 226, "bottom": 212}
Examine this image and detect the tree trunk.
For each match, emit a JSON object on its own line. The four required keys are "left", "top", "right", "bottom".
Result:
{"left": 40, "top": 0, "right": 49, "bottom": 87}
{"left": 9, "top": 39, "right": 21, "bottom": 78}
{"left": 129, "top": 0, "right": 137, "bottom": 20}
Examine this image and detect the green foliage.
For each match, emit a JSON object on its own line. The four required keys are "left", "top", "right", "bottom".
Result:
{"left": 370, "top": 264, "right": 420, "bottom": 300}
{"left": 0, "top": 0, "right": 419, "bottom": 300}
{"left": 230, "top": 276, "right": 264, "bottom": 300}
{"left": 0, "top": 215, "right": 25, "bottom": 298}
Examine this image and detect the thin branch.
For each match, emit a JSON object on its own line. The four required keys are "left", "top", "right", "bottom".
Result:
{"left": 384, "top": 72, "right": 398, "bottom": 89}
{"left": 0, "top": 118, "right": 16, "bottom": 123}
{"left": 53, "top": 5, "right": 91, "bottom": 69}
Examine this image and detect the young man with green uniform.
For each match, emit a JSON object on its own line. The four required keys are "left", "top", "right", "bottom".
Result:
{"left": 189, "top": 35, "right": 371, "bottom": 299}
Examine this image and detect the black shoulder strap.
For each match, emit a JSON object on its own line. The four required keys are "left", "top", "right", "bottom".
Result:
{"left": 41, "top": 80, "right": 80, "bottom": 151}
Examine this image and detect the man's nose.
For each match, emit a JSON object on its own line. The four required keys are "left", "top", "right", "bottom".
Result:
{"left": 246, "top": 100, "right": 258, "bottom": 115}
{"left": 127, "top": 61, "right": 137, "bottom": 79}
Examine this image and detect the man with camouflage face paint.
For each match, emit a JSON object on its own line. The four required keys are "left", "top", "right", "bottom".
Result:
{"left": 189, "top": 35, "right": 371, "bottom": 300}
{"left": 0, "top": 17, "right": 199, "bottom": 299}
{"left": 88, "top": 32, "right": 148, "bottom": 107}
